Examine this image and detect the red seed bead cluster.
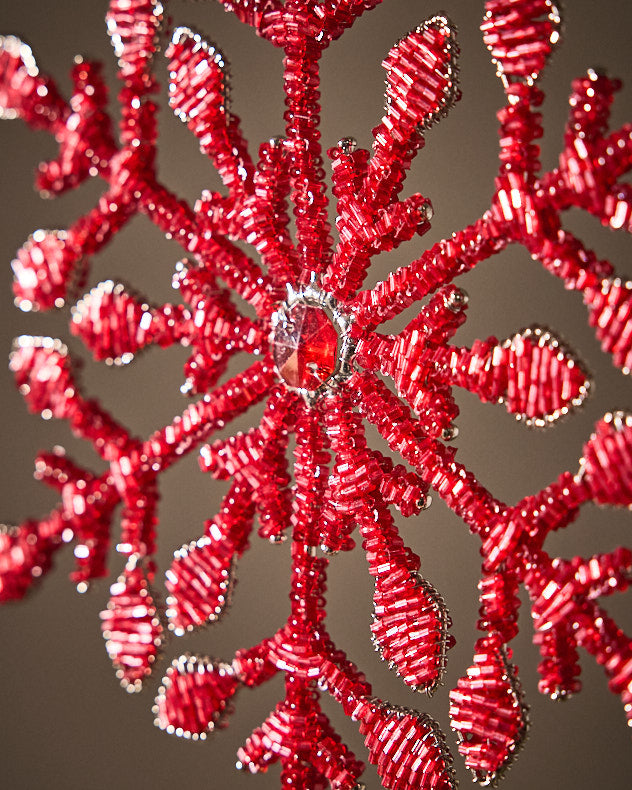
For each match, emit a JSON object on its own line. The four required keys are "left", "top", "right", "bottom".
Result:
{"left": 154, "top": 654, "right": 239, "bottom": 738}
{"left": 100, "top": 556, "right": 164, "bottom": 690}
{"left": 450, "top": 634, "right": 528, "bottom": 783}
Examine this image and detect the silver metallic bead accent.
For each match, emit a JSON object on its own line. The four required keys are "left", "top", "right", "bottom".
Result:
{"left": 337, "top": 136, "right": 357, "bottom": 153}
{"left": 443, "top": 287, "right": 468, "bottom": 312}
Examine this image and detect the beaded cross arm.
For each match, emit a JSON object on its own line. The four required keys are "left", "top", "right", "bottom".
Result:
{"left": 1, "top": 1, "right": 631, "bottom": 788}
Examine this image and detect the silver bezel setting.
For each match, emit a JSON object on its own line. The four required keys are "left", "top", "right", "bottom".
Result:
{"left": 270, "top": 280, "right": 357, "bottom": 406}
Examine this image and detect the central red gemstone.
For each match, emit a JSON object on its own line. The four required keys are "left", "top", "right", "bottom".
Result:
{"left": 273, "top": 303, "right": 339, "bottom": 391}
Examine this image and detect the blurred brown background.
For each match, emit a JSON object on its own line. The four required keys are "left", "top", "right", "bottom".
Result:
{"left": 1, "top": 0, "right": 631, "bottom": 787}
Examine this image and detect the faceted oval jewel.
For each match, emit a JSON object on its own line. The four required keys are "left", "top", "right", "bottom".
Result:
{"left": 272, "top": 303, "right": 338, "bottom": 391}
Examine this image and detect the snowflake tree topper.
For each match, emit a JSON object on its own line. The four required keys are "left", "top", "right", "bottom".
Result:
{"left": 1, "top": 0, "right": 632, "bottom": 788}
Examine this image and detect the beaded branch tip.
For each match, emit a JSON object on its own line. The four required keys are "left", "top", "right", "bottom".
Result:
{"left": 1, "top": 1, "right": 632, "bottom": 788}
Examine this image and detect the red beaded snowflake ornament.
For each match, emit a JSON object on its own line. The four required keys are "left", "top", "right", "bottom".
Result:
{"left": 1, "top": 0, "right": 632, "bottom": 788}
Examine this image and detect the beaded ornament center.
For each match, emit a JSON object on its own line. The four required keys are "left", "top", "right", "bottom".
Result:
{"left": 271, "top": 282, "right": 355, "bottom": 403}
